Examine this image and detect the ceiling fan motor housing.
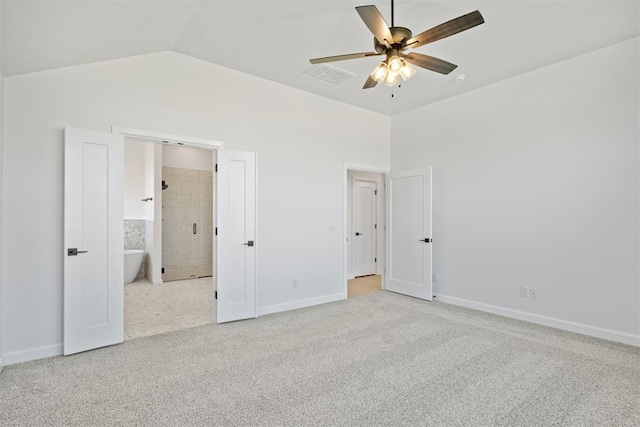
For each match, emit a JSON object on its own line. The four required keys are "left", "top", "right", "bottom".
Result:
{"left": 374, "top": 26, "right": 413, "bottom": 52}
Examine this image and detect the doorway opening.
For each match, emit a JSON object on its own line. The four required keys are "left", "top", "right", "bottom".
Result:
{"left": 345, "top": 167, "right": 386, "bottom": 298}
{"left": 123, "top": 137, "right": 216, "bottom": 340}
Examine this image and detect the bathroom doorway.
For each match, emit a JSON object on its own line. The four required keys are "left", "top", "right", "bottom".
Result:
{"left": 344, "top": 167, "right": 387, "bottom": 298}
{"left": 123, "top": 138, "right": 216, "bottom": 340}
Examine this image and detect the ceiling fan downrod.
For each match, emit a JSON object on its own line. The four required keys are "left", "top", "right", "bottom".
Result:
{"left": 391, "top": 0, "right": 394, "bottom": 27}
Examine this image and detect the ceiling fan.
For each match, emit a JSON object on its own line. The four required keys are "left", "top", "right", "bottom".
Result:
{"left": 309, "top": 1, "right": 484, "bottom": 89}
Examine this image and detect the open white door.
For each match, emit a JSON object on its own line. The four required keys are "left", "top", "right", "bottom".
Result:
{"left": 216, "top": 150, "right": 256, "bottom": 323}
{"left": 353, "top": 179, "right": 377, "bottom": 277}
{"left": 385, "top": 167, "right": 432, "bottom": 300}
{"left": 64, "top": 126, "right": 124, "bottom": 355}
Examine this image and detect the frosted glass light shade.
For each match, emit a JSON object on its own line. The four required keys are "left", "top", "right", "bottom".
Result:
{"left": 383, "top": 70, "right": 400, "bottom": 86}
{"left": 370, "top": 62, "right": 389, "bottom": 83}
{"left": 388, "top": 55, "right": 402, "bottom": 72}
{"left": 399, "top": 61, "right": 416, "bottom": 81}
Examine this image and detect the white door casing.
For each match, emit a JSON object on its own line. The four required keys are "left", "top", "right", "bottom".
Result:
{"left": 64, "top": 126, "right": 124, "bottom": 355}
{"left": 353, "top": 179, "right": 377, "bottom": 277}
{"left": 385, "top": 167, "right": 433, "bottom": 300}
{"left": 216, "top": 150, "right": 257, "bottom": 323}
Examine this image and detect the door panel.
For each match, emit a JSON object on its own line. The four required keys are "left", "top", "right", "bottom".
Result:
{"left": 385, "top": 167, "right": 432, "bottom": 300}
{"left": 64, "top": 126, "right": 124, "bottom": 355}
{"left": 353, "top": 180, "right": 377, "bottom": 277}
{"left": 390, "top": 175, "right": 423, "bottom": 285}
{"left": 217, "top": 150, "right": 256, "bottom": 323}
{"left": 82, "top": 143, "right": 110, "bottom": 326}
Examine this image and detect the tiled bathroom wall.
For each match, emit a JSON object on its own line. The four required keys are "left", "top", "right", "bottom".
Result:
{"left": 124, "top": 219, "right": 146, "bottom": 280}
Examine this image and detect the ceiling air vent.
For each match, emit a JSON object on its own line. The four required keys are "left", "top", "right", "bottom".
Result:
{"left": 297, "top": 63, "right": 357, "bottom": 86}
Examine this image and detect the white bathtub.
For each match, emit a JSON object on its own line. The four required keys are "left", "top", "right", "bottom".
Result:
{"left": 124, "top": 249, "right": 144, "bottom": 284}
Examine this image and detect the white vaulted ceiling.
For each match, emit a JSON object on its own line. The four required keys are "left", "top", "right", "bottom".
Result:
{"left": 3, "top": 0, "right": 639, "bottom": 115}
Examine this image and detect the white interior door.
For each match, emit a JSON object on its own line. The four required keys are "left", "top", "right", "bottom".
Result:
{"left": 385, "top": 167, "right": 432, "bottom": 300}
{"left": 64, "top": 126, "right": 124, "bottom": 355}
{"left": 353, "top": 179, "right": 377, "bottom": 277}
{"left": 216, "top": 150, "right": 256, "bottom": 323}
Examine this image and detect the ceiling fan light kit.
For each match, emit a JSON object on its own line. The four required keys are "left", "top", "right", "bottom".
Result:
{"left": 370, "top": 57, "right": 416, "bottom": 86}
{"left": 309, "top": 0, "right": 485, "bottom": 90}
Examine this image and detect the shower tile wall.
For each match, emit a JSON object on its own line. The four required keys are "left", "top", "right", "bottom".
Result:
{"left": 124, "top": 219, "right": 146, "bottom": 280}
{"left": 162, "top": 167, "right": 214, "bottom": 282}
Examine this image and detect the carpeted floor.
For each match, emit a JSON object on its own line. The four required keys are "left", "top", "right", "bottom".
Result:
{"left": 1, "top": 291, "right": 639, "bottom": 426}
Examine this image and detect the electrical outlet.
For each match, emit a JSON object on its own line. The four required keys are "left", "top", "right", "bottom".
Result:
{"left": 433, "top": 273, "right": 440, "bottom": 282}
{"left": 520, "top": 286, "right": 530, "bottom": 298}
{"left": 529, "top": 287, "right": 538, "bottom": 299}
{"left": 292, "top": 278, "right": 298, "bottom": 288}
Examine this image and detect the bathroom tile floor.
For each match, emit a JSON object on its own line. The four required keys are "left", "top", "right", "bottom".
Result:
{"left": 124, "top": 277, "right": 214, "bottom": 341}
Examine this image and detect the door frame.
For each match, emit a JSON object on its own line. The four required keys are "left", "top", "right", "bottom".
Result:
{"left": 112, "top": 126, "right": 255, "bottom": 323}
{"left": 342, "top": 163, "right": 390, "bottom": 298}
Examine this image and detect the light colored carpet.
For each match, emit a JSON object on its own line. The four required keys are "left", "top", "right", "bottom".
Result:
{"left": 125, "top": 277, "right": 213, "bottom": 340}
{"left": 348, "top": 275, "right": 382, "bottom": 298}
{"left": 1, "top": 291, "right": 639, "bottom": 426}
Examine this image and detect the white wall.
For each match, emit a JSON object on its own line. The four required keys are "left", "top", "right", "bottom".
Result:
{"left": 144, "top": 143, "right": 161, "bottom": 222}
{"left": 391, "top": 38, "right": 640, "bottom": 345}
{"left": 2, "top": 51, "right": 390, "bottom": 362}
{"left": 163, "top": 145, "right": 213, "bottom": 171}
{"left": 0, "top": 0, "right": 5, "bottom": 370}
{"left": 347, "top": 170, "right": 385, "bottom": 278}
{"left": 124, "top": 138, "right": 147, "bottom": 219}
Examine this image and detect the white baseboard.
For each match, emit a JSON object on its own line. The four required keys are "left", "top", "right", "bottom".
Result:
{"left": 435, "top": 294, "right": 640, "bottom": 347}
{"left": 3, "top": 343, "right": 63, "bottom": 366}
{"left": 258, "top": 292, "right": 346, "bottom": 316}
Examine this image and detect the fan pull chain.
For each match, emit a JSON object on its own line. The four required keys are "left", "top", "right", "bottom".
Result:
{"left": 391, "top": 84, "right": 401, "bottom": 98}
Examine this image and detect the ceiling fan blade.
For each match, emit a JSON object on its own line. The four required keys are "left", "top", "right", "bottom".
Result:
{"left": 363, "top": 75, "right": 378, "bottom": 89}
{"left": 403, "top": 53, "right": 458, "bottom": 75}
{"left": 406, "top": 10, "right": 484, "bottom": 48}
{"left": 356, "top": 5, "right": 394, "bottom": 46}
{"left": 310, "top": 52, "right": 382, "bottom": 64}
